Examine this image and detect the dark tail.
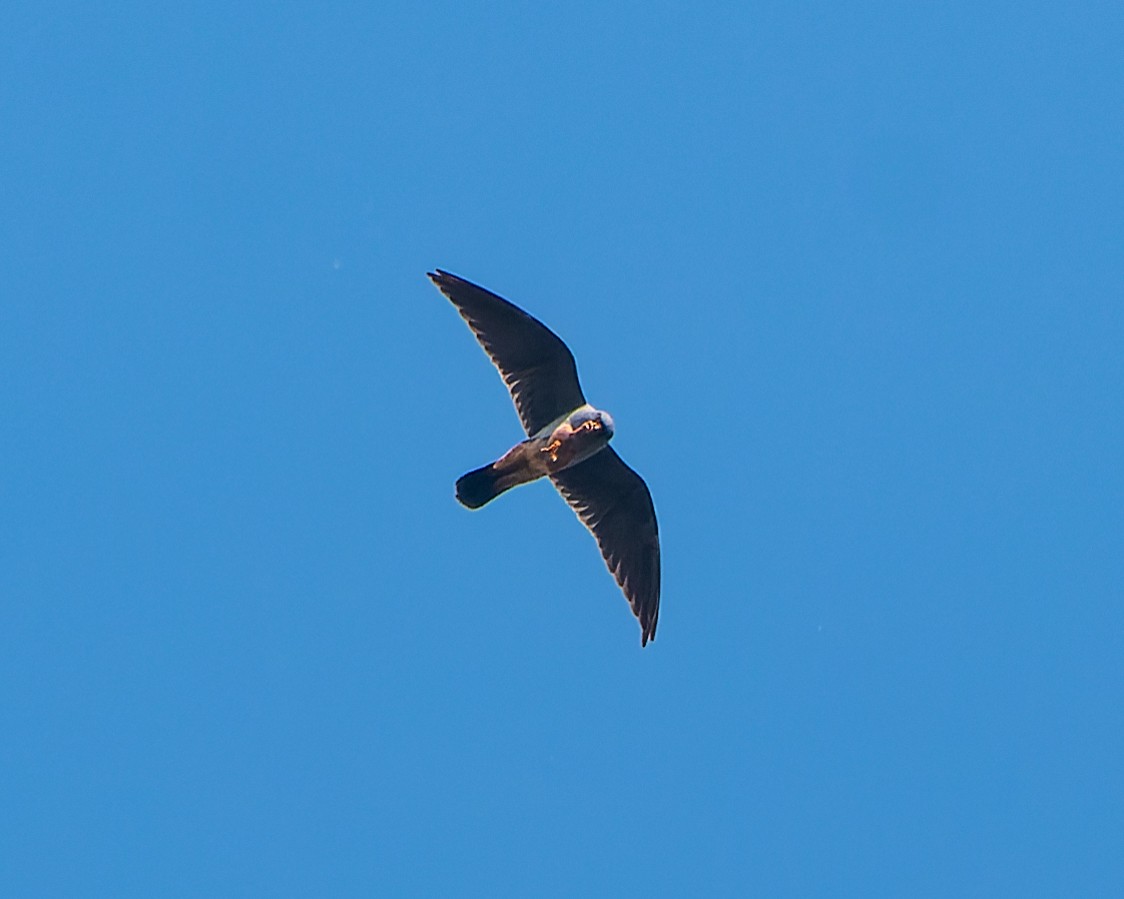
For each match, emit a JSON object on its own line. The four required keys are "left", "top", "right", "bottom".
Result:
{"left": 456, "top": 464, "right": 505, "bottom": 509}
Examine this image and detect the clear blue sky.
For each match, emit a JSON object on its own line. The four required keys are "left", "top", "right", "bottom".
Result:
{"left": 3, "top": 2, "right": 1122, "bottom": 895}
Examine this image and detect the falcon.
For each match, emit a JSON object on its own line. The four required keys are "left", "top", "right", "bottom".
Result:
{"left": 429, "top": 270, "right": 661, "bottom": 646}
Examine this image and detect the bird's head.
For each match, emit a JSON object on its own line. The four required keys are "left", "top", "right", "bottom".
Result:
{"left": 571, "top": 406, "right": 615, "bottom": 440}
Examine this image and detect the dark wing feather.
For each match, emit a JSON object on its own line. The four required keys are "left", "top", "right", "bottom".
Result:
{"left": 429, "top": 270, "right": 586, "bottom": 436}
{"left": 551, "top": 447, "right": 661, "bottom": 646}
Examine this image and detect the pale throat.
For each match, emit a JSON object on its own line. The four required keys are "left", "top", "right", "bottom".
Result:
{"left": 537, "top": 403, "right": 611, "bottom": 465}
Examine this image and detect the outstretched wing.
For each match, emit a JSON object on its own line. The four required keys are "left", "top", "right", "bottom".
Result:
{"left": 429, "top": 270, "right": 587, "bottom": 436}
{"left": 551, "top": 447, "right": 661, "bottom": 646}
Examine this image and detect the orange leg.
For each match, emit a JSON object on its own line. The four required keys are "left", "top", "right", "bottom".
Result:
{"left": 540, "top": 437, "right": 563, "bottom": 462}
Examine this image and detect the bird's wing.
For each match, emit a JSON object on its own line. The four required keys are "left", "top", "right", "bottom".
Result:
{"left": 429, "top": 270, "right": 587, "bottom": 436}
{"left": 551, "top": 447, "right": 660, "bottom": 645}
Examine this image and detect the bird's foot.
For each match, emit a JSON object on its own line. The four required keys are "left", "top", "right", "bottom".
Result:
{"left": 540, "top": 438, "right": 562, "bottom": 463}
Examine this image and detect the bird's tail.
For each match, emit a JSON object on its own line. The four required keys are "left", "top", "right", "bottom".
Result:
{"left": 456, "top": 463, "right": 507, "bottom": 509}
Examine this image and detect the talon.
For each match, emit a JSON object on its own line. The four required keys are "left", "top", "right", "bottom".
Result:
{"left": 540, "top": 437, "right": 563, "bottom": 462}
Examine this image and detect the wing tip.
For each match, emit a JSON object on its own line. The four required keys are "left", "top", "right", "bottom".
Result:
{"left": 639, "top": 609, "right": 658, "bottom": 647}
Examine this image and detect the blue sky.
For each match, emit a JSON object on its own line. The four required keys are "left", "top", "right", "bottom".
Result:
{"left": 3, "top": 1, "right": 1122, "bottom": 895}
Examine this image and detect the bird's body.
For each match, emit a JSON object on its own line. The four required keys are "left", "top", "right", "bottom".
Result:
{"left": 455, "top": 404, "right": 614, "bottom": 509}
{"left": 429, "top": 270, "right": 661, "bottom": 645}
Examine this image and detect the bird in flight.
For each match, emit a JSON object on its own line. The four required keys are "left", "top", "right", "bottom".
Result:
{"left": 429, "top": 270, "right": 661, "bottom": 646}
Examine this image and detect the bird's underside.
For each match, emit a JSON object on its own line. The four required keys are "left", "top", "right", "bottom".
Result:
{"left": 429, "top": 270, "right": 661, "bottom": 646}
{"left": 456, "top": 403, "right": 613, "bottom": 509}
